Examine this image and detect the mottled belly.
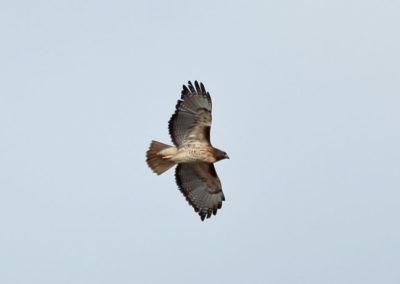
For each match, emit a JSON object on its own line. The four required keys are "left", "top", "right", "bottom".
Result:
{"left": 172, "top": 143, "right": 215, "bottom": 163}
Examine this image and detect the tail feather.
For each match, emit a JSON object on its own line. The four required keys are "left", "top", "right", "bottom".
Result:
{"left": 146, "top": 141, "right": 176, "bottom": 175}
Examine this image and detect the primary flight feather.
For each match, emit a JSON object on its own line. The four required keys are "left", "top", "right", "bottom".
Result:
{"left": 146, "top": 81, "right": 229, "bottom": 221}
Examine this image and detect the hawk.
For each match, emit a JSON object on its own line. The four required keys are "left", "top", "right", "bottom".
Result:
{"left": 146, "top": 81, "right": 229, "bottom": 221}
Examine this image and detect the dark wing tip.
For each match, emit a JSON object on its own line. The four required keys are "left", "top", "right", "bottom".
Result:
{"left": 182, "top": 80, "right": 209, "bottom": 98}
{"left": 194, "top": 81, "right": 201, "bottom": 93}
{"left": 187, "top": 81, "right": 196, "bottom": 93}
{"left": 200, "top": 82, "right": 206, "bottom": 94}
{"left": 181, "top": 85, "right": 189, "bottom": 97}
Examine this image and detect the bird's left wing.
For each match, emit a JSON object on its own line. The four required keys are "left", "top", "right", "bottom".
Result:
{"left": 175, "top": 162, "right": 225, "bottom": 221}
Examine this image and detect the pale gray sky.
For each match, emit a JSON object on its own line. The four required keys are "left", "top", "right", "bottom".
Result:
{"left": 1, "top": 1, "right": 399, "bottom": 283}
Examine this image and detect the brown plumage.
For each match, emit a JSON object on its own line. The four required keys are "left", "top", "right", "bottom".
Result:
{"left": 146, "top": 80, "right": 229, "bottom": 221}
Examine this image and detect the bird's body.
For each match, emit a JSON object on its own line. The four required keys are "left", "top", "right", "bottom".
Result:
{"left": 173, "top": 143, "right": 221, "bottom": 163}
{"left": 146, "top": 81, "right": 228, "bottom": 221}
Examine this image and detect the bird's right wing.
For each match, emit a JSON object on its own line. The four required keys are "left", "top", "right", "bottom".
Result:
{"left": 168, "top": 81, "right": 212, "bottom": 146}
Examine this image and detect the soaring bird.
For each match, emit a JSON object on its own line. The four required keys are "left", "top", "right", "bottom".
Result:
{"left": 146, "top": 81, "right": 229, "bottom": 221}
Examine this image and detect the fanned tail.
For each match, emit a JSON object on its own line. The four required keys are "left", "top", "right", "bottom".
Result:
{"left": 146, "top": 141, "right": 176, "bottom": 175}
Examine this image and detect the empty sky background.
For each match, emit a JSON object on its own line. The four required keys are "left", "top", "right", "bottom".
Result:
{"left": 1, "top": 1, "right": 399, "bottom": 283}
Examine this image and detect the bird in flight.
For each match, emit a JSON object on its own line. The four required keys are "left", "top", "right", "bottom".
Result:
{"left": 146, "top": 81, "right": 229, "bottom": 221}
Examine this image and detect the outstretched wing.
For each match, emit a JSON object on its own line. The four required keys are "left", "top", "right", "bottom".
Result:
{"left": 175, "top": 163, "right": 225, "bottom": 221}
{"left": 168, "top": 81, "right": 212, "bottom": 146}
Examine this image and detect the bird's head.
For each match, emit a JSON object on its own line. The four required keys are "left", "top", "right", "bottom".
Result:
{"left": 223, "top": 152, "right": 230, "bottom": 160}
{"left": 214, "top": 148, "right": 229, "bottom": 162}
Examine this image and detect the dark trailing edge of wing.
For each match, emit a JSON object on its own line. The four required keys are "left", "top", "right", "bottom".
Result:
{"left": 168, "top": 100, "right": 183, "bottom": 146}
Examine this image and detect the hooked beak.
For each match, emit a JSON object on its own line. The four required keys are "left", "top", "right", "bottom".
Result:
{"left": 225, "top": 153, "right": 230, "bottom": 160}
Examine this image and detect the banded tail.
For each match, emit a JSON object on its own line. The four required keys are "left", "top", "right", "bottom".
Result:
{"left": 146, "top": 140, "right": 176, "bottom": 175}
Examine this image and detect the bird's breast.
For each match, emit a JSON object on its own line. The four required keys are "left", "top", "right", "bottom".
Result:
{"left": 172, "top": 143, "right": 216, "bottom": 163}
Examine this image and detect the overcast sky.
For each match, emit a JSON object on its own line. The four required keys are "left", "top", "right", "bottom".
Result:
{"left": 1, "top": 1, "right": 399, "bottom": 283}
